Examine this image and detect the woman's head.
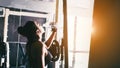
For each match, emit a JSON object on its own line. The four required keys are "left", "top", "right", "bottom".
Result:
{"left": 17, "top": 21, "right": 44, "bottom": 41}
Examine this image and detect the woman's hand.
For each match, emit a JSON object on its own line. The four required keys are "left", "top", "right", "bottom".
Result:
{"left": 52, "top": 26, "right": 57, "bottom": 32}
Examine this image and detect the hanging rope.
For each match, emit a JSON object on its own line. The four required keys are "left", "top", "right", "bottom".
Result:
{"left": 48, "top": 0, "right": 60, "bottom": 62}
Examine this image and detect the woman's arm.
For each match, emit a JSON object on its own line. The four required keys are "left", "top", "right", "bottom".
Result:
{"left": 45, "top": 27, "right": 57, "bottom": 49}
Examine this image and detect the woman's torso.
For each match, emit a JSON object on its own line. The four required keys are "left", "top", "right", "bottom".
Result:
{"left": 26, "top": 41, "right": 52, "bottom": 68}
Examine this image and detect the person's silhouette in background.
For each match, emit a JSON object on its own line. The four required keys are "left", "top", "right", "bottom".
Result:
{"left": 0, "top": 34, "right": 7, "bottom": 68}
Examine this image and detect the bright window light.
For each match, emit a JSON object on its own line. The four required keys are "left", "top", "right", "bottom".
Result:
{"left": 68, "top": 16, "right": 93, "bottom": 68}
{"left": 75, "top": 17, "right": 92, "bottom": 51}
{"left": 67, "top": 0, "right": 94, "bottom": 68}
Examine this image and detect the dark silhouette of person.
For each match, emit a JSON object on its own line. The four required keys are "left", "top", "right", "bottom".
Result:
{"left": 17, "top": 21, "right": 57, "bottom": 68}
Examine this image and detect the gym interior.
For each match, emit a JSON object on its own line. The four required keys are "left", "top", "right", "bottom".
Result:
{"left": 0, "top": 0, "right": 120, "bottom": 68}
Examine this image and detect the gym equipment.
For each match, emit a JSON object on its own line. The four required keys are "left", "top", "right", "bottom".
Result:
{"left": 0, "top": 36, "right": 7, "bottom": 68}
{"left": 48, "top": 40, "right": 60, "bottom": 61}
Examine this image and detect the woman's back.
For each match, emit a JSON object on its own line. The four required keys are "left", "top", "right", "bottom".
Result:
{"left": 26, "top": 41, "right": 52, "bottom": 68}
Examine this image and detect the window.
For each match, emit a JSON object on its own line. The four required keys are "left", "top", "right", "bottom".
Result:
{"left": 68, "top": 16, "right": 93, "bottom": 68}
{"left": 67, "top": 0, "right": 94, "bottom": 68}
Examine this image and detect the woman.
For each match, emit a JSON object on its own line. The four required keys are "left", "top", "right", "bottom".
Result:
{"left": 17, "top": 21, "right": 57, "bottom": 68}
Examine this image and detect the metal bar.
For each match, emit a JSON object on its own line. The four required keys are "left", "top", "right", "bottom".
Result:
{"left": 16, "top": 9, "right": 22, "bottom": 68}
{"left": 55, "top": 0, "right": 59, "bottom": 23}
{"left": 63, "top": 0, "right": 69, "bottom": 68}
{"left": 69, "top": 50, "right": 89, "bottom": 53}
{"left": 3, "top": 8, "right": 10, "bottom": 68}
{"left": 9, "top": 10, "right": 48, "bottom": 18}
{"left": 0, "top": 6, "right": 48, "bottom": 14}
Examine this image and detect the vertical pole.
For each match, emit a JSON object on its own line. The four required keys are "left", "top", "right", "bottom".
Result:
{"left": 63, "top": 0, "right": 69, "bottom": 68}
{"left": 3, "top": 8, "right": 10, "bottom": 68}
{"left": 16, "top": 9, "right": 22, "bottom": 68}
{"left": 72, "top": 16, "right": 77, "bottom": 68}
{"left": 54, "top": 0, "right": 59, "bottom": 39}
{"left": 55, "top": 0, "right": 59, "bottom": 24}
{"left": 51, "top": 0, "right": 59, "bottom": 68}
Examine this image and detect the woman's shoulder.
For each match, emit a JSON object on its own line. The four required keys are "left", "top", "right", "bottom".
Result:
{"left": 31, "top": 41, "right": 47, "bottom": 53}
{"left": 32, "top": 41, "right": 43, "bottom": 46}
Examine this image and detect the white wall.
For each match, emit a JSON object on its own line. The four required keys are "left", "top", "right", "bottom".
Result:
{"left": 0, "top": 0, "right": 56, "bottom": 13}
